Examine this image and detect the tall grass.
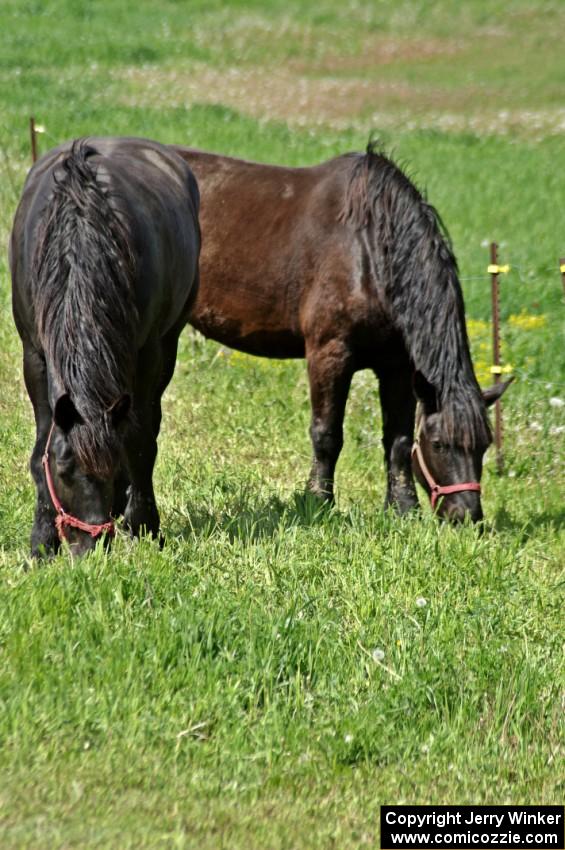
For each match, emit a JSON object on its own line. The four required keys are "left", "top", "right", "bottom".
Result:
{"left": 0, "top": 1, "right": 563, "bottom": 847}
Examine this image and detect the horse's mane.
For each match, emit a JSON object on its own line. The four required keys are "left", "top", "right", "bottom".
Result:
{"left": 340, "top": 141, "right": 491, "bottom": 449}
{"left": 32, "top": 139, "right": 138, "bottom": 477}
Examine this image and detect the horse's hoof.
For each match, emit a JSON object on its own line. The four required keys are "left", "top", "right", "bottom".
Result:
{"left": 384, "top": 488, "right": 420, "bottom": 514}
{"left": 31, "top": 527, "right": 59, "bottom": 559}
{"left": 30, "top": 542, "right": 58, "bottom": 560}
{"left": 305, "top": 482, "right": 334, "bottom": 503}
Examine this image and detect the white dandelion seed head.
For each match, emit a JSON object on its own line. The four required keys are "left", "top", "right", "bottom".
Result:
{"left": 344, "top": 733, "right": 354, "bottom": 744}
{"left": 549, "top": 397, "right": 564, "bottom": 408}
{"left": 372, "top": 648, "right": 385, "bottom": 662}
{"left": 416, "top": 597, "right": 427, "bottom": 608}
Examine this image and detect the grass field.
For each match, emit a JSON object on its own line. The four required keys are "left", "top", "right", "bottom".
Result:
{"left": 0, "top": 2, "right": 564, "bottom": 848}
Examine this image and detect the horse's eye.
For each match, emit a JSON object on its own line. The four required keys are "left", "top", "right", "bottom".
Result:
{"left": 431, "top": 440, "right": 445, "bottom": 452}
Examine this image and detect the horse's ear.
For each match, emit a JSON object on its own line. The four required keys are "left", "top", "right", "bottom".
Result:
{"left": 413, "top": 371, "right": 438, "bottom": 413}
{"left": 107, "top": 393, "right": 131, "bottom": 429}
{"left": 54, "top": 393, "right": 82, "bottom": 433}
{"left": 482, "top": 376, "right": 514, "bottom": 407}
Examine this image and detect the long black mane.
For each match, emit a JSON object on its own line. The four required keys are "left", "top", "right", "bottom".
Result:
{"left": 32, "top": 139, "right": 138, "bottom": 476}
{"left": 341, "top": 142, "right": 491, "bottom": 449}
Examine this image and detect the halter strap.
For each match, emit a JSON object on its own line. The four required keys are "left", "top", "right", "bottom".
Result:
{"left": 411, "top": 436, "right": 481, "bottom": 510}
{"left": 42, "top": 423, "right": 115, "bottom": 542}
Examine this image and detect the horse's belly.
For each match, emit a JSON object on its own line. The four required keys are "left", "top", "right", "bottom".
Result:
{"left": 190, "top": 302, "right": 305, "bottom": 359}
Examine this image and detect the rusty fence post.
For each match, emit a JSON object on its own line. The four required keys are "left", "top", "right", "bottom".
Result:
{"left": 488, "top": 242, "right": 504, "bottom": 475}
{"left": 29, "top": 116, "right": 38, "bottom": 163}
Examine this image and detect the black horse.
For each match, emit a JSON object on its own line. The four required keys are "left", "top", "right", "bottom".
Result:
{"left": 10, "top": 137, "right": 200, "bottom": 556}
{"left": 170, "top": 142, "right": 511, "bottom": 522}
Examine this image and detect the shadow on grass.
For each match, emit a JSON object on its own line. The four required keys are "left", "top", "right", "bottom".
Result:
{"left": 167, "top": 491, "right": 339, "bottom": 544}
{"left": 492, "top": 505, "right": 565, "bottom": 536}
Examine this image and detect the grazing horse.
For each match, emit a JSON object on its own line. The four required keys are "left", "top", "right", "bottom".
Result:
{"left": 10, "top": 137, "right": 200, "bottom": 555}
{"left": 170, "top": 142, "right": 511, "bottom": 522}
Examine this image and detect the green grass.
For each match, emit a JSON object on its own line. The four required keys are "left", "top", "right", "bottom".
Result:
{"left": 0, "top": 1, "right": 564, "bottom": 847}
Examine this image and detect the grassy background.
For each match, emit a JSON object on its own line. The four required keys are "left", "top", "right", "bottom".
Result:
{"left": 0, "top": 2, "right": 563, "bottom": 848}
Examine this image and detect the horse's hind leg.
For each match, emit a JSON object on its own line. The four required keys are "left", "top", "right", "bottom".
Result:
{"left": 376, "top": 367, "right": 419, "bottom": 514}
{"left": 22, "top": 345, "right": 59, "bottom": 556}
{"left": 306, "top": 341, "right": 353, "bottom": 501}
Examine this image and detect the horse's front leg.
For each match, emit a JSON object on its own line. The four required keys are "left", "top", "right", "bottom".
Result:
{"left": 122, "top": 408, "right": 160, "bottom": 539}
{"left": 23, "top": 345, "right": 59, "bottom": 557}
{"left": 111, "top": 467, "right": 130, "bottom": 519}
{"left": 123, "top": 329, "right": 182, "bottom": 540}
{"left": 305, "top": 340, "right": 353, "bottom": 501}
{"left": 376, "top": 367, "right": 419, "bottom": 514}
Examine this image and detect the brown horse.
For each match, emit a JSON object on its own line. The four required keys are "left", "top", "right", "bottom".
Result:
{"left": 172, "top": 142, "right": 510, "bottom": 522}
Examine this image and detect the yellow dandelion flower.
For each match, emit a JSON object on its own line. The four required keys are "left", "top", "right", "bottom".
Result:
{"left": 467, "top": 318, "right": 490, "bottom": 338}
{"left": 508, "top": 310, "right": 547, "bottom": 330}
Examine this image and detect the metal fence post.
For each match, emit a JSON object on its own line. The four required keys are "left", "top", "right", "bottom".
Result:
{"left": 29, "top": 116, "right": 37, "bottom": 163}
{"left": 489, "top": 242, "right": 504, "bottom": 475}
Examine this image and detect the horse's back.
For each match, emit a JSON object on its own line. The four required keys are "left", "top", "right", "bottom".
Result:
{"left": 11, "top": 137, "right": 200, "bottom": 345}
{"left": 174, "top": 146, "right": 352, "bottom": 238}
{"left": 90, "top": 138, "right": 200, "bottom": 334}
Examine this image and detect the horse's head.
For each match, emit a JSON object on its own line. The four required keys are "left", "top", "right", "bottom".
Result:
{"left": 43, "top": 393, "right": 130, "bottom": 555}
{"left": 411, "top": 373, "right": 513, "bottom": 523}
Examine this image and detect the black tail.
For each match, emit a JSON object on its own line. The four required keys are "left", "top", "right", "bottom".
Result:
{"left": 32, "top": 139, "right": 138, "bottom": 476}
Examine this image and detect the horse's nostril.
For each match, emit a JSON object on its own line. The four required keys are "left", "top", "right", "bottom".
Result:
{"left": 445, "top": 501, "right": 483, "bottom": 524}
{"left": 68, "top": 536, "right": 98, "bottom": 554}
{"left": 447, "top": 505, "right": 466, "bottom": 524}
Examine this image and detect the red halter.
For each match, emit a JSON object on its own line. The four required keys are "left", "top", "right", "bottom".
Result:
{"left": 42, "top": 423, "right": 115, "bottom": 542}
{"left": 411, "top": 436, "right": 481, "bottom": 511}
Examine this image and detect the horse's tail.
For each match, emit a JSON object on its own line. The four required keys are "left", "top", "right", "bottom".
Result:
{"left": 33, "top": 139, "right": 138, "bottom": 477}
